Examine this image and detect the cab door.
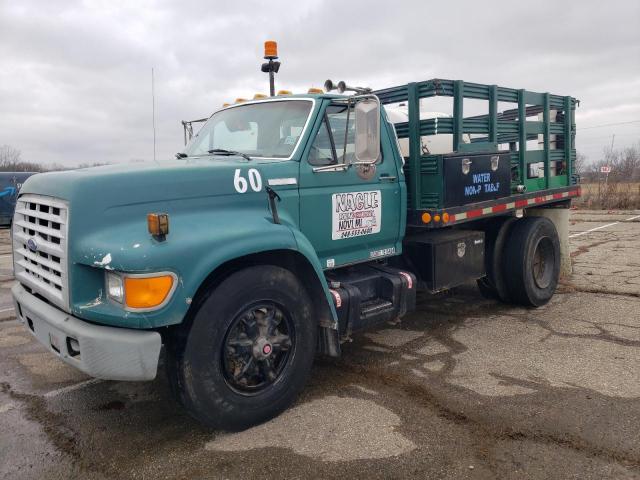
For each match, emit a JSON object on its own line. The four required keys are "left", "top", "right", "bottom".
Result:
{"left": 298, "top": 100, "right": 402, "bottom": 269}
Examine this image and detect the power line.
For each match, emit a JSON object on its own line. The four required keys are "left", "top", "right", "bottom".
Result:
{"left": 578, "top": 119, "right": 640, "bottom": 130}
{"left": 576, "top": 132, "right": 639, "bottom": 142}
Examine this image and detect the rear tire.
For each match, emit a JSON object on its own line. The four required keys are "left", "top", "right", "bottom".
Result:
{"left": 167, "top": 265, "right": 316, "bottom": 430}
{"left": 504, "top": 216, "right": 560, "bottom": 307}
{"left": 477, "top": 217, "right": 516, "bottom": 302}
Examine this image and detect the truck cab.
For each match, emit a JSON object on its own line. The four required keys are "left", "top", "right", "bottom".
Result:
{"left": 12, "top": 77, "right": 579, "bottom": 430}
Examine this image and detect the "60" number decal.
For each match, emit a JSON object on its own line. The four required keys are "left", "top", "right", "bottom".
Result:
{"left": 233, "top": 168, "right": 262, "bottom": 193}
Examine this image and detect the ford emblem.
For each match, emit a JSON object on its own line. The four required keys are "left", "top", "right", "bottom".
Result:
{"left": 27, "top": 238, "right": 38, "bottom": 252}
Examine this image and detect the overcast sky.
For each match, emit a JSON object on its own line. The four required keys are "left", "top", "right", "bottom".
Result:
{"left": 1, "top": 0, "right": 639, "bottom": 167}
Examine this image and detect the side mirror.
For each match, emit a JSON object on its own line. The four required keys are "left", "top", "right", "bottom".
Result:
{"left": 354, "top": 97, "right": 380, "bottom": 163}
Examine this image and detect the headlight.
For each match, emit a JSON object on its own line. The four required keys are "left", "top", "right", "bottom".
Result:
{"left": 106, "top": 272, "right": 124, "bottom": 303}
{"left": 106, "top": 271, "right": 176, "bottom": 311}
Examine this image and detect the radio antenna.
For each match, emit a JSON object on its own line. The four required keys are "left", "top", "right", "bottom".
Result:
{"left": 152, "top": 67, "right": 157, "bottom": 162}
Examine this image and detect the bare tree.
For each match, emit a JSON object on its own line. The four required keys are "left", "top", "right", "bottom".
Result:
{"left": 0, "top": 145, "right": 22, "bottom": 167}
{"left": 574, "top": 151, "right": 586, "bottom": 176}
{"left": 0, "top": 145, "right": 46, "bottom": 172}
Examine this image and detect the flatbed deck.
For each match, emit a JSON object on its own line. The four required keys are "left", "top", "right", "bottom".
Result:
{"left": 374, "top": 78, "right": 580, "bottom": 228}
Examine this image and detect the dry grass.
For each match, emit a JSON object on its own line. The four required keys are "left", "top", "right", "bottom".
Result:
{"left": 574, "top": 182, "right": 640, "bottom": 209}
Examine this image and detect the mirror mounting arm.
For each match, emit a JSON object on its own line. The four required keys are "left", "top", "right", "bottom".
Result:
{"left": 312, "top": 163, "right": 350, "bottom": 173}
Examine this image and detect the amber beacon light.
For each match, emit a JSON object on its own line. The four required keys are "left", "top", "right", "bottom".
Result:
{"left": 264, "top": 40, "right": 278, "bottom": 59}
{"left": 261, "top": 40, "right": 281, "bottom": 97}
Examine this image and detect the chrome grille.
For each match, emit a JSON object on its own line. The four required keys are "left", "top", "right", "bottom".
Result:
{"left": 12, "top": 194, "right": 69, "bottom": 311}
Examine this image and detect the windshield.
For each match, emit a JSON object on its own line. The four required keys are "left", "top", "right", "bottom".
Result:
{"left": 184, "top": 100, "right": 313, "bottom": 159}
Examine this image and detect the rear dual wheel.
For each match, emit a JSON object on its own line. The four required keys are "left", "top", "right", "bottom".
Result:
{"left": 477, "top": 217, "right": 516, "bottom": 302}
{"left": 478, "top": 215, "right": 560, "bottom": 307}
{"left": 505, "top": 216, "right": 560, "bottom": 307}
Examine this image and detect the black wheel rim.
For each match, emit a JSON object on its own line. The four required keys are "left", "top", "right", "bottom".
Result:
{"left": 221, "top": 302, "right": 294, "bottom": 395}
{"left": 532, "top": 237, "right": 555, "bottom": 289}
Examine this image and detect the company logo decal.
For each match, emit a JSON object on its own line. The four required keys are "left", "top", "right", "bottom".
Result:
{"left": 27, "top": 238, "right": 38, "bottom": 252}
{"left": 332, "top": 190, "right": 381, "bottom": 240}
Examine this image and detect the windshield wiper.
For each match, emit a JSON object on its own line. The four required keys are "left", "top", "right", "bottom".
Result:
{"left": 207, "top": 148, "right": 252, "bottom": 161}
{"left": 175, "top": 152, "right": 188, "bottom": 158}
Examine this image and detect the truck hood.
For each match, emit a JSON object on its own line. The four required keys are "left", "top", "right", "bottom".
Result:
{"left": 21, "top": 156, "right": 284, "bottom": 206}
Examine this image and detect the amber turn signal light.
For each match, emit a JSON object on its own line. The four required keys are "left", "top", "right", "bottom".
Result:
{"left": 148, "top": 213, "right": 169, "bottom": 237}
{"left": 124, "top": 275, "right": 174, "bottom": 309}
{"left": 421, "top": 212, "right": 431, "bottom": 224}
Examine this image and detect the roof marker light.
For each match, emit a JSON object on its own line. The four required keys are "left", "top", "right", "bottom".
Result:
{"left": 277, "top": 90, "right": 292, "bottom": 96}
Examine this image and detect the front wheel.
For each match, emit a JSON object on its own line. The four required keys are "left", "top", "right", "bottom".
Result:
{"left": 168, "top": 265, "right": 316, "bottom": 430}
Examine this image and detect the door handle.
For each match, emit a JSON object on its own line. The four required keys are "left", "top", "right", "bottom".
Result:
{"left": 378, "top": 174, "right": 397, "bottom": 183}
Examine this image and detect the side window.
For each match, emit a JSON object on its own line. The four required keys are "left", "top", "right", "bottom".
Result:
{"left": 308, "top": 120, "right": 336, "bottom": 166}
{"left": 308, "top": 104, "right": 382, "bottom": 166}
{"left": 326, "top": 105, "right": 356, "bottom": 164}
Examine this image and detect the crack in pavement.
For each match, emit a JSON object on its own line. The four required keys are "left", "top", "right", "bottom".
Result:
{"left": 336, "top": 362, "right": 640, "bottom": 471}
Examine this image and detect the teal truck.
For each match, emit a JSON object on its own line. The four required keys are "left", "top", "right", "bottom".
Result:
{"left": 11, "top": 71, "right": 580, "bottom": 430}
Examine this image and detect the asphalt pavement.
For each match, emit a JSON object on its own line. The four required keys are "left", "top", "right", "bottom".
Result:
{"left": 1, "top": 210, "right": 639, "bottom": 479}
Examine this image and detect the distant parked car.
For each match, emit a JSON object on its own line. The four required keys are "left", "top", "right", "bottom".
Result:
{"left": 0, "top": 172, "right": 37, "bottom": 227}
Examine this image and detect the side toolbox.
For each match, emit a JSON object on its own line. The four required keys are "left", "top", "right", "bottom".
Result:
{"left": 403, "top": 230, "right": 485, "bottom": 292}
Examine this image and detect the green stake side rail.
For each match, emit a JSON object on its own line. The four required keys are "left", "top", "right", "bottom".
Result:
{"left": 374, "top": 79, "right": 581, "bottom": 228}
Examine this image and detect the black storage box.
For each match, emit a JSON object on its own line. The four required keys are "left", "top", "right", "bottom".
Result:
{"left": 403, "top": 230, "right": 485, "bottom": 292}
{"left": 443, "top": 152, "right": 511, "bottom": 207}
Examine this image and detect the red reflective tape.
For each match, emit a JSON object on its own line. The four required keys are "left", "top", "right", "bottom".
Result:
{"left": 492, "top": 204, "right": 508, "bottom": 212}
{"left": 329, "top": 289, "right": 342, "bottom": 308}
{"left": 515, "top": 199, "right": 528, "bottom": 208}
{"left": 535, "top": 196, "right": 544, "bottom": 203}
{"left": 466, "top": 209, "right": 484, "bottom": 219}
{"left": 552, "top": 193, "right": 564, "bottom": 199}
{"left": 399, "top": 271, "right": 413, "bottom": 289}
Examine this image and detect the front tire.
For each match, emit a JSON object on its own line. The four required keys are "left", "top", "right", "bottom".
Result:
{"left": 168, "top": 265, "right": 316, "bottom": 430}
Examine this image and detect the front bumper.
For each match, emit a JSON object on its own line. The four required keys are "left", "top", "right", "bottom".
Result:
{"left": 12, "top": 283, "right": 162, "bottom": 381}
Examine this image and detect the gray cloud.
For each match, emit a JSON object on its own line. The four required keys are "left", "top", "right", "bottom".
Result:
{"left": 0, "top": 0, "right": 638, "bottom": 166}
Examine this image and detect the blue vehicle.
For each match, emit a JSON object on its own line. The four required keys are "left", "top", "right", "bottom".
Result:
{"left": 0, "top": 172, "right": 37, "bottom": 226}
